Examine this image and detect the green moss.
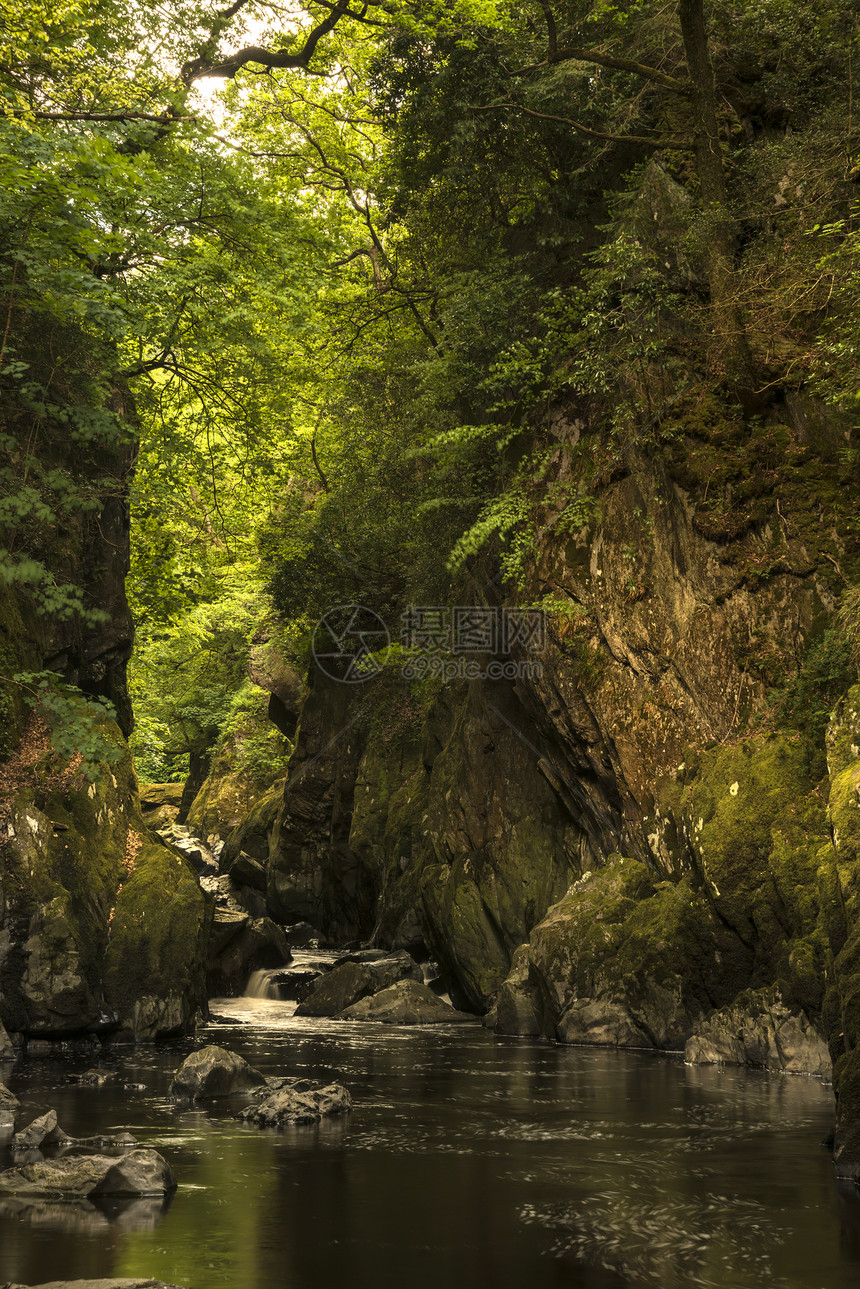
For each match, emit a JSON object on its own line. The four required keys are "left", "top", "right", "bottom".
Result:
{"left": 829, "top": 762, "right": 860, "bottom": 864}
{"left": 104, "top": 842, "right": 211, "bottom": 1033}
{"left": 827, "top": 685, "right": 860, "bottom": 777}
{"left": 679, "top": 733, "right": 817, "bottom": 939}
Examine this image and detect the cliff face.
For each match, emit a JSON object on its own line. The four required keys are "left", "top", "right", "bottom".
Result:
{"left": 0, "top": 320, "right": 210, "bottom": 1043}
{"left": 231, "top": 385, "right": 860, "bottom": 1162}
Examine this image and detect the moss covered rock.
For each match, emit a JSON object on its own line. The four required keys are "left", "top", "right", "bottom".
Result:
{"left": 104, "top": 841, "right": 212, "bottom": 1040}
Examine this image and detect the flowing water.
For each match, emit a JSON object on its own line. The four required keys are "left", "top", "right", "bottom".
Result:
{"left": 1, "top": 992, "right": 858, "bottom": 1289}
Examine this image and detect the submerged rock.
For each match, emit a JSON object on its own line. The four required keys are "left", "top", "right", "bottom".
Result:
{"left": 13, "top": 1110, "right": 70, "bottom": 1150}
{"left": 238, "top": 1080, "right": 351, "bottom": 1127}
{"left": 169, "top": 1045, "right": 266, "bottom": 1099}
{"left": 685, "top": 988, "right": 831, "bottom": 1076}
{"left": 67, "top": 1069, "right": 117, "bottom": 1088}
{"left": 0, "top": 1148, "right": 176, "bottom": 1199}
{"left": 340, "top": 979, "right": 475, "bottom": 1024}
{"left": 12, "top": 1111, "right": 137, "bottom": 1154}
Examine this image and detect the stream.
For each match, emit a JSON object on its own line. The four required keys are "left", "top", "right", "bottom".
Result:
{"left": 2, "top": 986, "right": 859, "bottom": 1289}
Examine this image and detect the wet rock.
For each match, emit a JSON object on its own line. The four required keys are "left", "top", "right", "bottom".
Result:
{"left": 363, "top": 951, "right": 424, "bottom": 991}
{"left": 295, "top": 961, "right": 375, "bottom": 1017}
{"left": 13, "top": 1110, "right": 137, "bottom": 1153}
{"left": 282, "top": 922, "right": 326, "bottom": 948}
{"left": 0, "top": 1280, "right": 186, "bottom": 1288}
{"left": 0, "top": 1148, "right": 175, "bottom": 1199}
{"left": 340, "top": 979, "right": 475, "bottom": 1024}
{"left": 238, "top": 1081, "right": 351, "bottom": 1127}
{"left": 265, "top": 966, "right": 323, "bottom": 1002}
{"left": 227, "top": 851, "right": 266, "bottom": 892}
{"left": 484, "top": 945, "right": 544, "bottom": 1037}
{"left": 104, "top": 841, "right": 212, "bottom": 1042}
{"left": 557, "top": 999, "right": 654, "bottom": 1048}
{"left": 685, "top": 988, "right": 831, "bottom": 1076}
{"left": 0, "top": 1020, "right": 14, "bottom": 1062}
{"left": 208, "top": 909, "right": 249, "bottom": 956}
{"left": 67, "top": 1069, "right": 116, "bottom": 1088}
{"left": 169, "top": 1045, "right": 266, "bottom": 1099}
{"left": 0, "top": 1083, "right": 20, "bottom": 1128}
{"left": 13, "top": 1110, "right": 70, "bottom": 1150}
{"left": 207, "top": 918, "right": 291, "bottom": 997}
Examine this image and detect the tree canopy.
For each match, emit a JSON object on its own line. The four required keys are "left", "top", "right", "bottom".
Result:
{"left": 1, "top": 0, "right": 859, "bottom": 777}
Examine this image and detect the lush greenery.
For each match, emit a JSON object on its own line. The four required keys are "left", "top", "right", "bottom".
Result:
{"left": 1, "top": 0, "right": 859, "bottom": 782}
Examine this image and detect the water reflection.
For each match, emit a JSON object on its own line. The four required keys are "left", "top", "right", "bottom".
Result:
{"left": 0, "top": 998, "right": 854, "bottom": 1289}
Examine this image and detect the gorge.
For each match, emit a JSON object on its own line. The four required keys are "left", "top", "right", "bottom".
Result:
{"left": 2, "top": 1, "right": 860, "bottom": 1286}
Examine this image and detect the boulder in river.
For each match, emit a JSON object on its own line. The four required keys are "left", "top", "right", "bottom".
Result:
{"left": 238, "top": 1080, "right": 351, "bottom": 1127}
{"left": 12, "top": 1111, "right": 138, "bottom": 1154}
{"left": 684, "top": 988, "right": 832, "bottom": 1077}
{"left": 13, "top": 1110, "right": 70, "bottom": 1150}
{"left": 0, "top": 1148, "right": 176, "bottom": 1199}
{"left": 169, "top": 1045, "right": 266, "bottom": 1099}
{"left": 295, "top": 960, "right": 375, "bottom": 1017}
{"left": 340, "top": 979, "right": 475, "bottom": 1024}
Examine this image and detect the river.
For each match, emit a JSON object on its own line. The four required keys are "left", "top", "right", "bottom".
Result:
{"left": 0, "top": 993, "right": 857, "bottom": 1289}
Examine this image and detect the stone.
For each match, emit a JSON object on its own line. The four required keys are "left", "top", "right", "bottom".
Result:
{"left": 0, "top": 1149, "right": 175, "bottom": 1199}
{"left": 0, "top": 1281, "right": 187, "bottom": 1288}
{"left": 0, "top": 1019, "right": 14, "bottom": 1062}
{"left": 13, "top": 1110, "right": 70, "bottom": 1150}
{"left": 363, "top": 950, "right": 424, "bottom": 991}
{"left": 685, "top": 988, "right": 831, "bottom": 1076}
{"left": 0, "top": 1083, "right": 20, "bottom": 1128}
{"left": 158, "top": 825, "right": 218, "bottom": 877}
{"left": 104, "top": 841, "right": 212, "bottom": 1041}
{"left": 13, "top": 1110, "right": 137, "bottom": 1153}
{"left": 68, "top": 1068, "right": 116, "bottom": 1087}
{"left": 340, "top": 979, "right": 475, "bottom": 1024}
{"left": 485, "top": 945, "right": 544, "bottom": 1037}
{"left": 209, "top": 910, "right": 249, "bottom": 956}
{"left": 237, "top": 1081, "right": 351, "bottom": 1127}
{"left": 282, "top": 922, "right": 326, "bottom": 948}
{"left": 228, "top": 851, "right": 267, "bottom": 892}
{"left": 557, "top": 999, "right": 653, "bottom": 1048}
{"left": 264, "top": 966, "right": 323, "bottom": 1002}
{"left": 168, "top": 1045, "right": 266, "bottom": 1099}
{"left": 295, "top": 961, "right": 376, "bottom": 1017}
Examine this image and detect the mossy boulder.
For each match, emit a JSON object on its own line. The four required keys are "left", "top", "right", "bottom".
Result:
{"left": 518, "top": 858, "right": 749, "bottom": 1048}
{"left": 104, "top": 841, "right": 212, "bottom": 1040}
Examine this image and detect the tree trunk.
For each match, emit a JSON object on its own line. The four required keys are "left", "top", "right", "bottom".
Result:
{"left": 677, "top": 0, "right": 758, "bottom": 395}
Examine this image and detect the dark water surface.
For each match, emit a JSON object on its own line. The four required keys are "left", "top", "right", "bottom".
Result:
{"left": 1, "top": 995, "right": 858, "bottom": 1289}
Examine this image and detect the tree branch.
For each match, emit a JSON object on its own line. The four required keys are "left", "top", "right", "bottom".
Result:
{"left": 181, "top": 0, "right": 354, "bottom": 83}
{"left": 469, "top": 101, "right": 693, "bottom": 149}
{"left": 512, "top": 45, "right": 690, "bottom": 94}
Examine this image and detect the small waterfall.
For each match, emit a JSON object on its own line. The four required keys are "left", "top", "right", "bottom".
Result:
{"left": 244, "top": 968, "right": 283, "bottom": 999}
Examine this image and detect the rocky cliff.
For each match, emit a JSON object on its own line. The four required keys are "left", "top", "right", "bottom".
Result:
{"left": 223, "top": 383, "right": 860, "bottom": 1169}
{"left": 0, "top": 319, "right": 212, "bottom": 1043}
